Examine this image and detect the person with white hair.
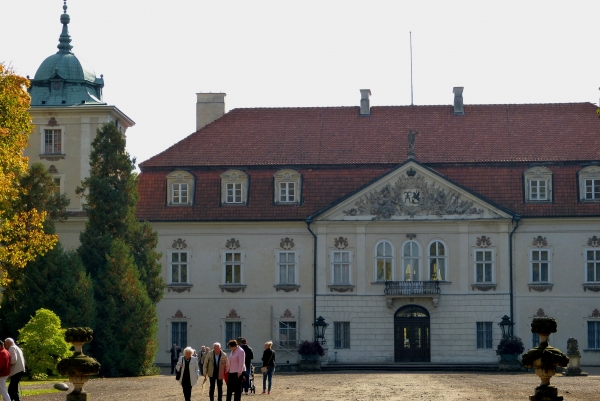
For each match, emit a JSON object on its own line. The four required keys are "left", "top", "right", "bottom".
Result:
{"left": 4, "top": 338, "right": 25, "bottom": 401}
{"left": 175, "top": 347, "right": 200, "bottom": 401}
{"left": 203, "top": 342, "right": 229, "bottom": 401}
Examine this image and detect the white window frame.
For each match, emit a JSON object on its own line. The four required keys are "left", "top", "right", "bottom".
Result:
{"left": 220, "top": 170, "right": 248, "bottom": 205}
{"left": 169, "top": 251, "right": 189, "bottom": 284}
{"left": 427, "top": 240, "right": 447, "bottom": 281}
{"left": 585, "top": 248, "right": 600, "bottom": 283}
{"left": 474, "top": 249, "right": 495, "bottom": 284}
{"left": 278, "top": 321, "right": 297, "bottom": 348}
{"left": 171, "top": 183, "right": 189, "bottom": 204}
{"left": 529, "top": 249, "right": 551, "bottom": 284}
{"left": 279, "top": 182, "right": 296, "bottom": 203}
{"left": 524, "top": 167, "right": 552, "bottom": 203}
{"left": 331, "top": 250, "right": 352, "bottom": 285}
{"left": 41, "top": 126, "right": 65, "bottom": 154}
{"left": 374, "top": 240, "right": 394, "bottom": 282}
{"left": 588, "top": 321, "right": 600, "bottom": 350}
{"left": 223, "top": 250, "right": 244, "bottom": 285}
{"left": 274, "top": 169, "right": 301, "bottom": 205}
{"left": 166, "top": 171, "right": 194, "bottom": 206}
{"left": 224, "top": 321, "right": 242, "bottom": 349}
{"left": 584, "top": 179, "right": 600, "bottom": 201}
{"left": 578, "top": 166, "right": 600, "bottom": 202}
{"left": 334, "top": 321, "right": 351, "bottom": 349}
{"left": 401, "top": 240, "right": 421, "bottom": 281}
{"left": 277, "top": 251, "right": 297, "bottom": 285}
{"left": 476, "top": 322, "right": 493, "bottom": 349}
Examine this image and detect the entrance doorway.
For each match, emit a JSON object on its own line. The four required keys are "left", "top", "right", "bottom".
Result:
{"left": 394, "top": 305, "right": 430, "bottom": 362}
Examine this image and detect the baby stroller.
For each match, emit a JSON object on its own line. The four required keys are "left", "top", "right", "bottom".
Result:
{"left": 248, "top": 364, "right": 256, "bottom": 394}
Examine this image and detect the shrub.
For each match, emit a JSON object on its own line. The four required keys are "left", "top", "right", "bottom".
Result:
{"left": 496, "top": 336, "right": 525, "bottom": 355}
{"left": 297, "top": 341, "right": 325, "bottom": 356}
{"left": 18, "top": 309, "right": 72, "bottom": 377}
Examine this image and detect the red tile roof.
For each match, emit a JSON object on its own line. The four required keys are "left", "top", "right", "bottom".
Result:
{"left": 140, "top": 103, "right": 600, "bottom": 168}
{"left": 136, "top": 102, "right": 600, "bottom": 221}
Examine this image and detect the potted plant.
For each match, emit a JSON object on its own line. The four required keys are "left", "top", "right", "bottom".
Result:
{"left": 496, "top": 336, "right": 525, "bottom": 360}
{"left": 297, "top": 340, "right": 325, "bottom": 361}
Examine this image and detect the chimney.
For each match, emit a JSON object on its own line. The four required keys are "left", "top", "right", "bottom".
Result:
{"left": 453, "top": 87, "right": 464, "bottom": 116}
{"left": 196, "top": 93, "right": 226, "bottom": 130}
{"left": 360, "top": 89, "right": 371, "bottom": 116}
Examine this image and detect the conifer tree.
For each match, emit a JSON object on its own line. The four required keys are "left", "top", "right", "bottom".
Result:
{"left": 77, "top": 122, "right": 164, "bottom": 376}
{"left": 0, "top": 164, "right": 95, "bottom": 336}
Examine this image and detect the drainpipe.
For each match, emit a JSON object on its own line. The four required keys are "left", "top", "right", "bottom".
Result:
{"left": 306, "top": 218, "right": 318, "bottom": 342}
{"left": 508, "top": 215, "right": 521, "bottom": 332}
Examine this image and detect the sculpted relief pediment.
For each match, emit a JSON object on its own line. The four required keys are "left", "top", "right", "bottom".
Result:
{"left": 319, "top": 165, "right": 509, "bottom": 221}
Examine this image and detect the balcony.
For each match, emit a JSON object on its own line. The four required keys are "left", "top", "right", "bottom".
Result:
{"left": 384, "top": 281, "right": 440, "bottom": 308}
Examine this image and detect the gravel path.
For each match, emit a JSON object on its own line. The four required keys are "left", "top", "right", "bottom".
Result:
{"left": 24, "top": 367, "right": 600, "bottom": 400}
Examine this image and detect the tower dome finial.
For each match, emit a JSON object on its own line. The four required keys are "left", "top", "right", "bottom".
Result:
{"left": 57, "top": 0, "right": 73, "bottom": 53}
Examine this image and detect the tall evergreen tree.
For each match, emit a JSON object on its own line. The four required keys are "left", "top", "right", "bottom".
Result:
{"left": 0, "top": 164, "right": 95, "bottom": 337}
{"left": 77, "top": 122, "right": 164, "bottom": 376}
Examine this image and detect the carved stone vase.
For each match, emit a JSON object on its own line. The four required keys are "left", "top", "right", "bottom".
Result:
{"left": 57, "top": 328, "right": 101, "bottom": 401}
{"left": 522, "top": 318, "right": 569, "bottom": 401}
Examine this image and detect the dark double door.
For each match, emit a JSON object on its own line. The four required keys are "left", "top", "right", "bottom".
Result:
{"left": 394, "top": 305, "right": 430, "bottom": 362}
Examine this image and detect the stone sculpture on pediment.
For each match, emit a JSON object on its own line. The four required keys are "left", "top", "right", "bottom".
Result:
{"left": 343, "top": 173, "right": 483, "bottom": 220}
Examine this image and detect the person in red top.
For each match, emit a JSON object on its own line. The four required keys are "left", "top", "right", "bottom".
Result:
{"left": 0, "top": 340, "right": 11, "bottom": 401}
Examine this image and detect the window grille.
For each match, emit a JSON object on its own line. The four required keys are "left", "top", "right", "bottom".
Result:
{"left": 476, "top": 322, "right": 493, "bottom": 349}
{"left": 171, "top": 322, "right": 187, "bottom": 349}
{"left": 225, "top": 321, "right": 242, "bottom": 348}
{"left": 334, "top": 322, "right": 350, "bottom": 349}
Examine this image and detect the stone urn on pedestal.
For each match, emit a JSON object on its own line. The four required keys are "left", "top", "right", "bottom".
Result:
{"left": 565, "top": 338, "right": 587, "bottom": 376}
{"left": 522, "top": 318, "right": 569, "bottom": 401}
{"left": 57, "top": 328, "right": 101, "bottom": 401}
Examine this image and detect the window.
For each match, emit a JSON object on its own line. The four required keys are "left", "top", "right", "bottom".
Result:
{"left": 170, "top": 252, "right": 188, "bottom": 283}
{"left": 279, "top": 182, "right": 296, "bottom": 203}
{"left": 278, "top": 252, "right": 296, "bottom": 285}
{"left": 166, "top": 171, "right": 194, "bottom": 206}
{"left": 44, "top": 129, "right": 62, "bottom": 154}
{"left": 332, "top": 251, "right": 351, "bottom": 284}
{"left": 476, "top": 322, "right": 493, "bottom": 349}
{"left": 586, "top": 249, "right": 600, "bottom": 283}
{"left": 274, "top": 169, "right": 301, "bottom": 205}
{"left": 402, "top": 241, "right": 420, "bottom": 281}
{"left": 588, "top": 321, "right": 600, "bottom": 350}
{"left": 532, "top": 333, "right": 552, "bottom": 347}
{"left": 375, "top": 241, "right": 393, "bottom": 282}
{"left": 578, "top": 166, "right": 600, "bottom": 202}
{"left": 172, "top": 183, "right": 188, "bottom": 204}
{"left": 428, "top": 241, "right": 446, "bottom": 281}
{"left": 225, "top": 321, "right": 242, "bottom": 348}
{"left": 279, "top": 321, "right": 297, "bottom": 348}
{"left": 224, "top": 251, "right": 243, "bottom": 284}
{"left": 530, "top": 249, "right": 550, "bottom": 283}
{"left": 584, "top": 179, "right": 600, "bottom": 201}
{"left": 171, "top": 322, "right": 187, "bottom": 349}
{"left": 524, "top": 167, "right": 552, "bottom": 202}
{"left": 474, "top": 250, "right": 494, "bottom": 283}
{"left": 334, "top": 322, "right": 351, "bottom": 349}
{"left": 221, "top": 170, "right": 248, "bottom": 205}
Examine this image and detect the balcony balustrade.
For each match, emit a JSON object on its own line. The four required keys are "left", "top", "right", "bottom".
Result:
{"left": 384, "top": 280, "right": 440, "bottom": 308}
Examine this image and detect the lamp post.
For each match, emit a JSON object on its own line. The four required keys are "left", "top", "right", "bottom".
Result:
{"left": 498, "top": 315, "right": 514, "bottom": 338}
{"left": 313, "top": 316, "right": 328, "bottom": 344}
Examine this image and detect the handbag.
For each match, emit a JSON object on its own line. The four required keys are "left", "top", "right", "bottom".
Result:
{"left": 261, "top": 366, "right": 267, "bottom": 373}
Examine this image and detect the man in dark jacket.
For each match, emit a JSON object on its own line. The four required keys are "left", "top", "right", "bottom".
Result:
{"left": 238, "top": 337, "right": 254, "bottom": 395}
{"left": 169, "top": 343, "right": 182, "bottom": 374}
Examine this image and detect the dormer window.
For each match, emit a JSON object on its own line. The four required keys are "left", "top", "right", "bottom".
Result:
{"left": 221, "top": 170, "right": 248, "bottom": 205}
{"left": 579, "top": 166, "right": 600, "bottom": 202}
{"left": 274, "top": 169, "right": 301, "bottom": 205}
{"left": 166, "top": 171, "right": 194, "bottom": 206}
{"left": 524, "top": 167, "right": 552, "bottom": 202}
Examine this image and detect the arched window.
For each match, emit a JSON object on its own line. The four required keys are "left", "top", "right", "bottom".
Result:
{"left": 402, "top": 241, "right": 420, "bottom": 281}
{"left": 428, "top": 241, "right": 447, "bottom": 281}
{"left": 375, "top": 240, "right": 393, "bottom": 282}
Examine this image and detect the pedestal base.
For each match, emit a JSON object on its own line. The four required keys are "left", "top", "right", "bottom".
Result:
{"left": 298, "top": 359, "right": 321, "bottom": 372}
{"left": 529, "top": 385, "right": 563, "bottom": 401}
{"left": 499, "top": 359, "right": 523, "bottom": 372}
{"left": 565, "top": 368, "right": 588, "bottom": 376}
{"left": 67, "top": 392, "right": 90, "bottom": 401}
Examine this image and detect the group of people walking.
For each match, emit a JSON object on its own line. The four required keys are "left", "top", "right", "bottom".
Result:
{"left": 0, "top": 338, "right": 26, "bottom": 401}
{"left": 171, "top": 338, "right": 276, "bottom": 401}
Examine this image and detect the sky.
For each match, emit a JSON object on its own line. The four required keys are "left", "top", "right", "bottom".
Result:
{"left": 2, "top": 0, "right": 599, "bottom": 166}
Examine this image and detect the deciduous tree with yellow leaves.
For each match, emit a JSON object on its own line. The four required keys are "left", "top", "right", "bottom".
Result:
{"left": 0, "top": 63, "right": 57, "bottom": 284}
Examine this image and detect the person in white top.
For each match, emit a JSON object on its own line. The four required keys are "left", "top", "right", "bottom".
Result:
{"left": 4, "top": 338, "right": 25, "bottom": 401}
